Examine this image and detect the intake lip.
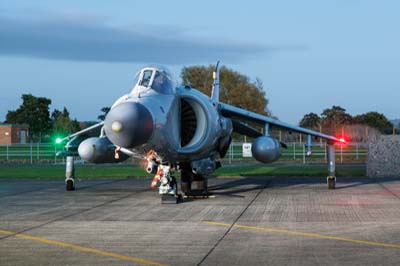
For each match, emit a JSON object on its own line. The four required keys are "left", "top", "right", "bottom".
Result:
{"left": 104, "top": 102, "right": 153, "bottom": 148}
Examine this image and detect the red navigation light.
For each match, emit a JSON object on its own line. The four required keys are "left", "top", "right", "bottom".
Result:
{"left": 334, "top": 134, "right": 347, "bottom": 144}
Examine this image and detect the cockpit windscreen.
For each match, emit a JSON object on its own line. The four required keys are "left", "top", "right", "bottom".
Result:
{"left": 139, "top": 70, "right": 152, "bottom": 87}
{"left": 151, "top": 70, "right": 174, "bottom": 94}
{"left": 131, "top": 66, "right": 176, "bottom": 95}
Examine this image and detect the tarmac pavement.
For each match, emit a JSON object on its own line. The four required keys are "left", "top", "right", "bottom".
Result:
{"left": 1, "top": 175, "right": 400, "bottom": 266}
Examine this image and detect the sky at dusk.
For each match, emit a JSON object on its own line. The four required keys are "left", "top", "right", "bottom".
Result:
{"left": 0, "top": 0, "right": 399, "bottom": 124}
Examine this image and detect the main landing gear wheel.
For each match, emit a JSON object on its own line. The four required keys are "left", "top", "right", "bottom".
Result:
{"left": 66, "top": 180, "right": 75, "bottom": 191}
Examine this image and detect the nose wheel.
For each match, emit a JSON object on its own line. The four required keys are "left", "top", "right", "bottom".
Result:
{"left": 161, "top": 180, "right": 182, "bottom": 204}
{"left": 152, "top": 164, "right": 182, "bottom": 204}
{"left": 160, "top": 177, "right": 182, "bottom": 204}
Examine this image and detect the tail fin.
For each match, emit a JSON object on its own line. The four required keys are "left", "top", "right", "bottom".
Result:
{"left": 211, "top": 61, "right": 220, "bottom": 102}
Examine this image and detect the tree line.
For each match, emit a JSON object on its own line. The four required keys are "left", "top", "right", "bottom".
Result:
{"left": 299, "top": 105, "right": 396, "bottom": 139}
{"left": 4, "top": 94, "right": 81, "bottom": 142}
{"left": 3, "top": 65, "right": 398, "bottom": 142}
{"left": 182, "top": 65, "right": 397, "bottom": 140}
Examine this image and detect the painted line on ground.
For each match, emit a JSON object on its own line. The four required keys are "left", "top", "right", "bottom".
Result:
{"left": 202, "top": 221, "right": 400, "bottom": 249}
{"left": 0, "top": 229, "right": 168, "bottom": 266}
{"left": 183, "top": 195, "right": 216, "bottom": 199}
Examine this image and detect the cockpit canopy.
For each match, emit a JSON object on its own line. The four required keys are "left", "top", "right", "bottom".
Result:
{"left": 131, "top": 65, "right": 176, "bottom": 95}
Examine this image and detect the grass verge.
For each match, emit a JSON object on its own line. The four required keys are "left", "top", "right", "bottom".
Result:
{"left": 0, "top": 164, "right": 365, "bottom": 180}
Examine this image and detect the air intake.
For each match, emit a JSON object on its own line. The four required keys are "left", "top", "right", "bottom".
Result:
{"left": 181, "top": 98, "right": 197, "bottom": 147}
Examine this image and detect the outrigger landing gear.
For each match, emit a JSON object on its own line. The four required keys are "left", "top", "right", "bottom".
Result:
{"left": 65, "top": 156, "right": 75, "bottom": 191}
{"left": 327, "top": 142, "right": 336, "bottom": 189}
{"left": 161, "top": 177, "right": 182, "bottom": 204}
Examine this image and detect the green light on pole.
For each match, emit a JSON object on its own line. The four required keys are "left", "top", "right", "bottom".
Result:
{"left": 55, "top": 137, "right": 63, "bottom": 144}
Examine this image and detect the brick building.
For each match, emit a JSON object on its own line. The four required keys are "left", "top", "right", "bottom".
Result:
{"left": 0, "top": 124, "right": 30, "bottom": 144}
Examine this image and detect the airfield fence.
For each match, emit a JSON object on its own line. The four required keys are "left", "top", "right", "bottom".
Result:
{"left": 0, "top": 142, "right": 367, "bottom": 165}
{"left": 224, "top": 142, "right": 367, "bottom": 164}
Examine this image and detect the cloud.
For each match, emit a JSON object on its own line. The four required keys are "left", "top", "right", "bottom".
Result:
{"left": 0, "top": 13, "right": 268, "bottom": 64}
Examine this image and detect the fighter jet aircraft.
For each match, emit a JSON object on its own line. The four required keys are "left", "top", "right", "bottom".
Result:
{"left": 60, "top": 62, "right": 345, "bottom": 202}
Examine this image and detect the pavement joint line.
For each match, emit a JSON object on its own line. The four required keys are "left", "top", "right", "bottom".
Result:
{"left": 202, "top": 221, "right": 400, "bottom": 249}
{"left": 0, "top": 188, "right": 146, "bottom": 242}
{"left": 196, "top": 178, "right": 273, "bottom": 266}
{"left": 0, "top": 183, "right": 61, "bottom": 199}
{"left": 374, "top": 179, "right": 400, "bottom": 201}
{"left": 0, "top": 179, "right": 126, "bottom": 199}
{"left": 0, "top": 228, "right": 169, "bottom": 266}
{"left": 183, "top": 195, "right": 216, "bottom": 199}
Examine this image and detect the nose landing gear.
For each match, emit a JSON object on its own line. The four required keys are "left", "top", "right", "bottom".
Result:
{"left": 150, "top": 164, "right": 182, "bottom": 204}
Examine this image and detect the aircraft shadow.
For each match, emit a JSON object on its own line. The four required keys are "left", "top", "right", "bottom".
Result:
{"left": 207, "top": 175, "right": 400, "bottom": 197}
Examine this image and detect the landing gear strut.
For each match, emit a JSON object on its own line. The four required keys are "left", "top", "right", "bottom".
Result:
{"left": 327, "top": 143, "right": 336, "bottom": 189}
{"left": 65, "top": 156, "right": 75, "bottom": 191}
{"left": 152, "top": 164, "right": 181, "bottom": 204}
{"left": 181, "top": 165, "right": 209, "bottom": 198}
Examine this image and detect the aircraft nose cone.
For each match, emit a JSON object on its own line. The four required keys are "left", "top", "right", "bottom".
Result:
{"left": 104, "top": 102, "right": 154, "bottom": 148}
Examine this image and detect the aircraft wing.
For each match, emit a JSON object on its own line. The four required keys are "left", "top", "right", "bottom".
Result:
{"left": 58, "top": 121, "right": 104, "bottom": 143}
{"left": 219, "top": 102, "right": 344, "bottom": 143}
{"left": 55, "top": 121, "right": 105, "bottom": 157}
{"left": 231, "top": 120, "right": 262, "bottom": 138}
